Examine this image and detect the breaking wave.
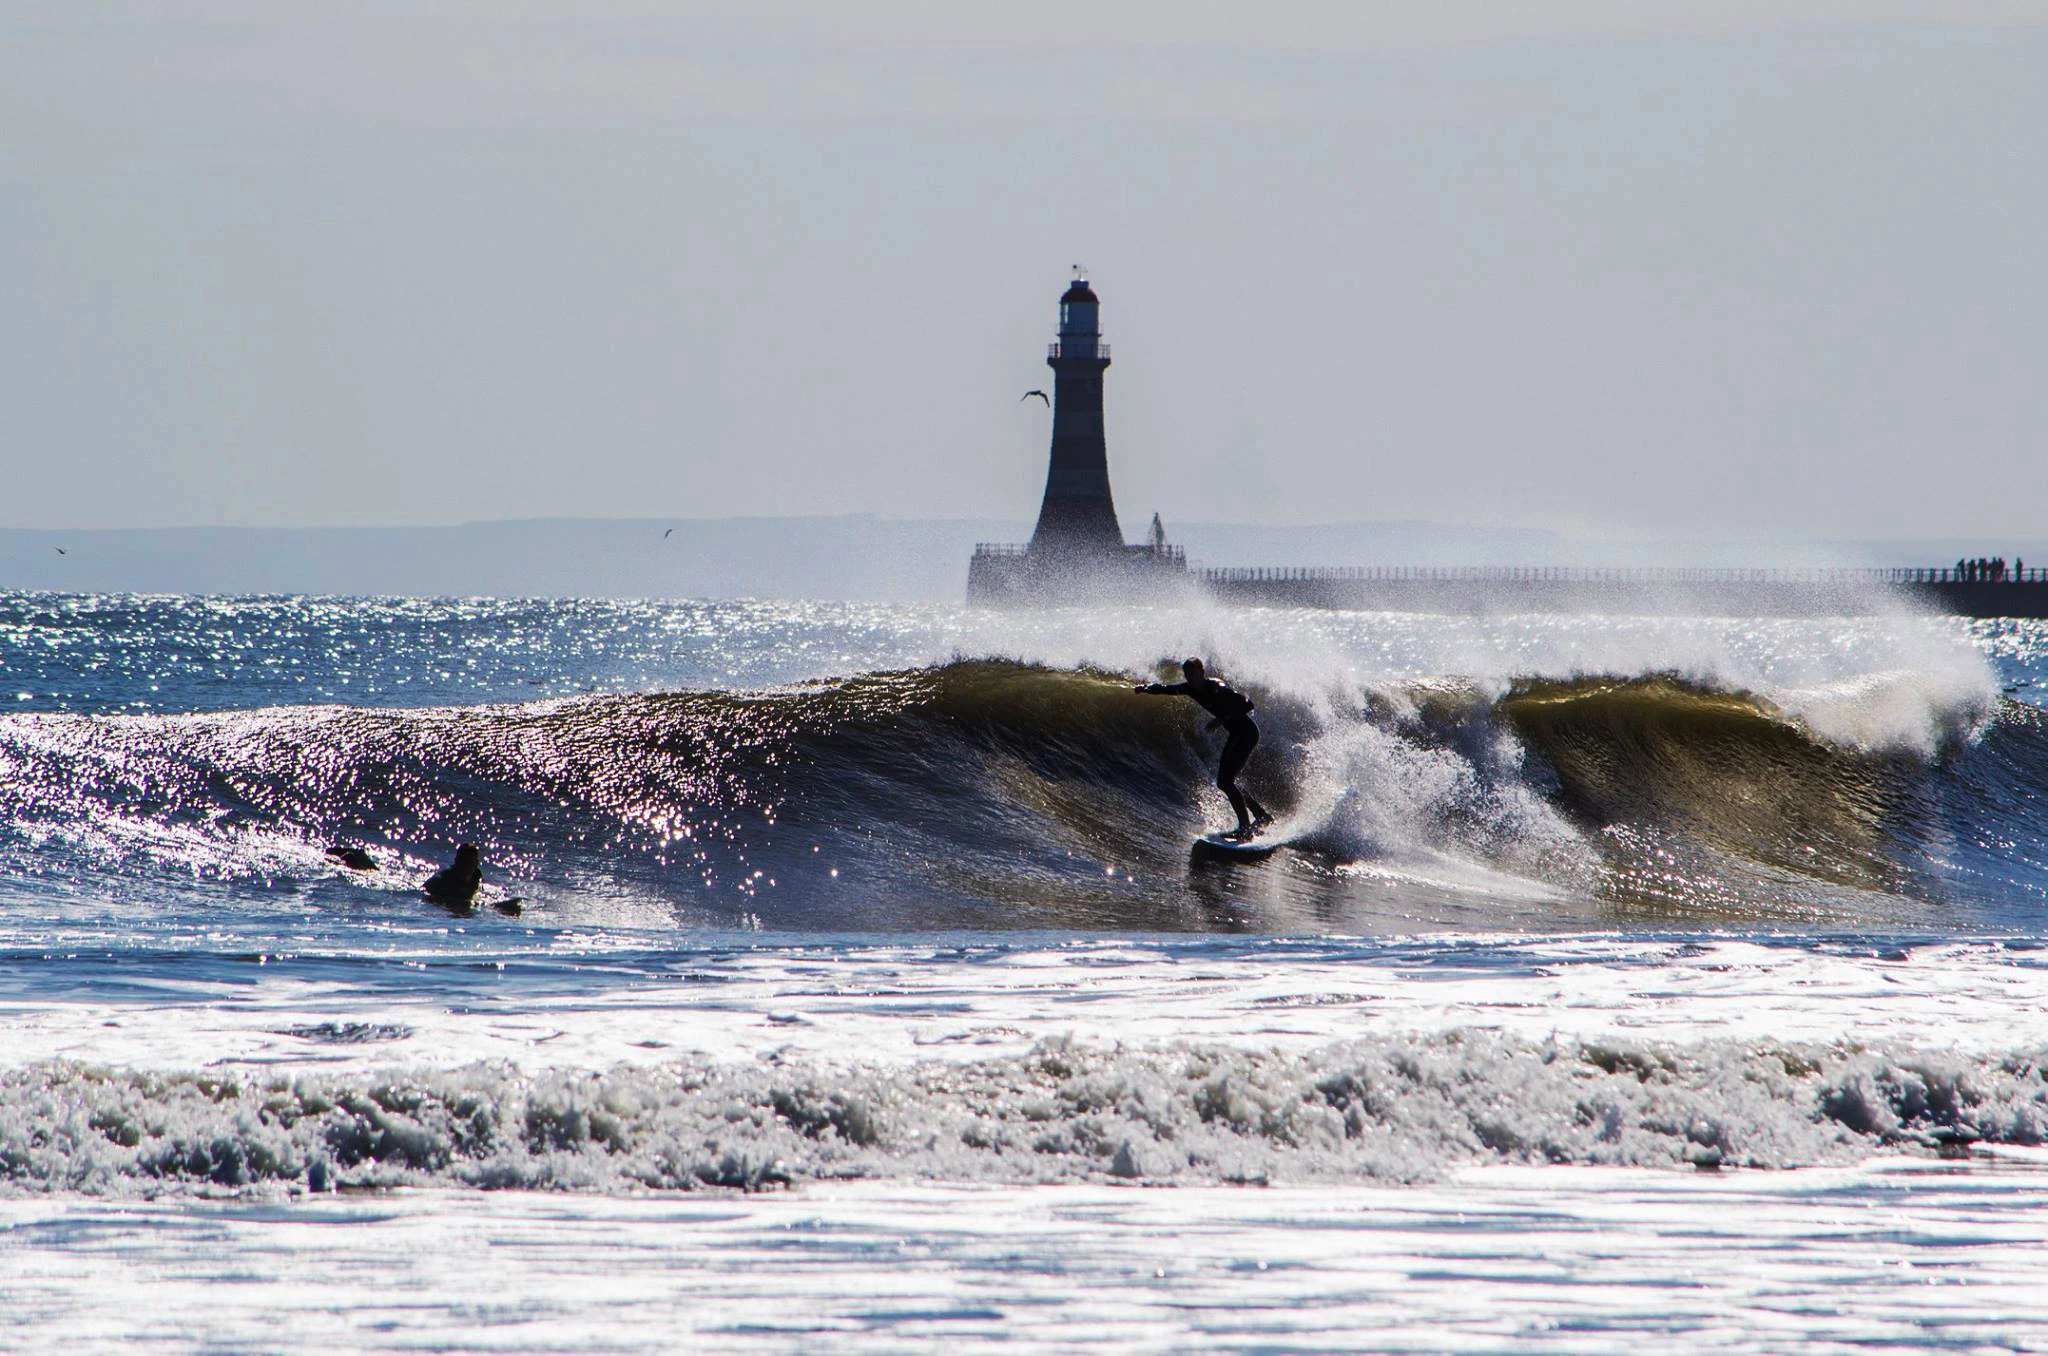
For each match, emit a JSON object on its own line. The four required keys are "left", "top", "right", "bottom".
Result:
{"left": 0, "top": 658, "right": 2039, "bottom": 927}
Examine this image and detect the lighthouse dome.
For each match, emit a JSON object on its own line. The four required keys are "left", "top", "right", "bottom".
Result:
{"left": 1061, "top": 279, "right": 1099, "bottom": 305}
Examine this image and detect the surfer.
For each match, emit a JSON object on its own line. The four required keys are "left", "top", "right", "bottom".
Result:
{"left": 1135, "top": 658, "right": 1272, "bottom": 839}
{"left": 423, "top": 843, "right": 482, "bottom": 908}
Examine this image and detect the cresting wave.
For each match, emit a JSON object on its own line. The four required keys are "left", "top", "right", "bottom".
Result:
{"left": 0, "top": 659, "right": 2039, "bottom": 927}
{"left": 4, "top": 1032, "right": 2044, "bottom": 1195}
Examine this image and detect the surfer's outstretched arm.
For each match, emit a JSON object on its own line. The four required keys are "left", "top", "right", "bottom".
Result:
{"left": 1134, "top": 681, "right": 1190, "bottom": 695}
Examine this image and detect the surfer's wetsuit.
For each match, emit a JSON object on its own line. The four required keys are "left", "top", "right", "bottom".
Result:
{"left": 1137, "top": 674, "right": 1272, "bottom": 834}
{"left": 424, "top": 844, "right": 482, "bottom": 908}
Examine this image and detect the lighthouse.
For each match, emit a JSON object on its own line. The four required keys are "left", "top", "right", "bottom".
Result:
{"left": 1028, "top": 272, "right": 1125, "bottom": 555}
{"left": 966, "top": 271, "right": 1186, "bottom": 603}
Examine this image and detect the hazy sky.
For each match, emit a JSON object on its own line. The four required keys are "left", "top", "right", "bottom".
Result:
{"left": 4, "top": 3, "right": 2046, "bottom": 540}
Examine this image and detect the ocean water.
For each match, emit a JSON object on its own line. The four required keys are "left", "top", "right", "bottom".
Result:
{"left": 3, "top": 589, "right": 2048, "bottom": 1351}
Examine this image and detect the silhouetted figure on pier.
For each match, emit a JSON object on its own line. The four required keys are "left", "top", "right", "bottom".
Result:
{"left": 1135, "top": 658, "right": 1272, "bottom": 839}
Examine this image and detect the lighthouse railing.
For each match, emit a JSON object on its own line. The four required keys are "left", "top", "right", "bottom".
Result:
{"left": 1046, "top": 342, "right": 1110, "bottom": 360}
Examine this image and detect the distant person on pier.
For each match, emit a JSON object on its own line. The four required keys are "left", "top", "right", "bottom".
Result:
{"left": 1135, "top": 658, "right": 1273, "bottom": 839}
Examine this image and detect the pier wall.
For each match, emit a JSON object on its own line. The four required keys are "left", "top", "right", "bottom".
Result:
{"left": 1195, "top": 566, "right": 2048, "bottom": 619}
{"left": 968, "top": 542, "right": 1192, "bottom": 604}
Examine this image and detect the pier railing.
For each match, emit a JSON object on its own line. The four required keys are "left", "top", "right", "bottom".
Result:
{"left": 970, "top": 552, "right": 2048, "bottom": 613}
{"left": 974, "top": 542, "right": 1185, "bottom": 564}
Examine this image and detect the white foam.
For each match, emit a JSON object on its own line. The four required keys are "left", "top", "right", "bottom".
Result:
{"left": 3, "top": 1024, "right": 2043, "bottom": 1195}
{"left": 4, "top": 933, "right": 2047, "bottom": 1196}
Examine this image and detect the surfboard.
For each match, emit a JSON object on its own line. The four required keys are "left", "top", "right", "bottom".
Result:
{"left": 1191, "top": 831, "right": 1284, "bottom": 862}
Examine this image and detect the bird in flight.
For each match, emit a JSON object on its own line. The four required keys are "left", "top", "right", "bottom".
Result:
{"left": 663, "top": 528, "right": 673, "bottom": 538}
{"left": 1021, "top": 389, "right": 1049, "bottom": 406}
{"left": 52, "top": 546, "right": 66, "bottom": 555}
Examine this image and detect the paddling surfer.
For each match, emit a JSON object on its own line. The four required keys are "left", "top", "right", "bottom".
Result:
{"left": 423, "top": 843, "right": 482, "bottom": 908}
{"left": 1135, "top": 658, "right": 1273, "bottom": 839}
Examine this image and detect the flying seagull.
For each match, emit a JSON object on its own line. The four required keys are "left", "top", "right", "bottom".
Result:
{"left": 663, "top": 528, "right": 673, "bottom": 538}
{"left": 52, "top": 546, "right": 65, "bottom": 555}
{"left": 1021, "top": 389, "right": 1049, "bottom": 406}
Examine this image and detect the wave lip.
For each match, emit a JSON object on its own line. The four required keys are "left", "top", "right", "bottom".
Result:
{"left": 5, "top": 1031, "right": 2044, "bottom": 1196}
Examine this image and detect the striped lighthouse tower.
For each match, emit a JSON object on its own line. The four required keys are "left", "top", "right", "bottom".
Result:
{"left": 1027, "top": 271, "right": 1125, "bottom": 556}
